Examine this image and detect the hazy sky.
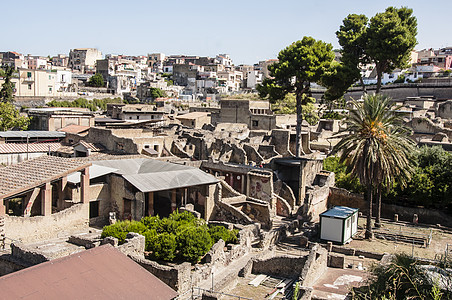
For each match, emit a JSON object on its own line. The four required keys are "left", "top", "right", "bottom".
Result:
{"left": 3, "top": 0, "right": 452, "bottom": 65}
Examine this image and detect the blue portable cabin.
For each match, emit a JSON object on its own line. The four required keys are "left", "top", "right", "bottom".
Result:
{"left": 320, "top": 206, "right": 359, "bottom": 244}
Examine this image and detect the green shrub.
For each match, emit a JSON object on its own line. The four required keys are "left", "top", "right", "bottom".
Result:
{"left": 208, "top": 226, "right": 238, "bottom": 244}
{"left": 177, "top": 226, "right": 212, "bottom": 263}
{"left": 141, "top": 215, "right": 161, "bottom": 230}
{"left": 101, "top": 221, "right": 129, "bottom": 244}
{"left": 158, "top": 218, "right": 181, "bottom": 234}
{"left": 125, "top": 221, "right": 147, "bottom": 234}
{"left": 101, "top": 220, "right": 147, "bottom": 244}
{"left": 323, "top": 156, "right": 364, "bottom": 193}
{"left": 142, "top": 229, "right": 158, "bottom": 251}
{"left": 149, "top": 233, "right": 177, "bottom": 261}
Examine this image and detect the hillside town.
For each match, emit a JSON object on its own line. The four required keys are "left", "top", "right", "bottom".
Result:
{"left": 0, "top": 5, "right": 452, "bottom": 300}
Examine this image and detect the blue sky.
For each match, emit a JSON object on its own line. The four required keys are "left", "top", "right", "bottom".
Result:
{"left": 3, "top": 0, "right": 452, "bottom": 65}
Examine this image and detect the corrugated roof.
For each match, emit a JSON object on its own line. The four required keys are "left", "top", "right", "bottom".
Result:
{"left": 0, "top": 244, "right": 178, "bottom": 300}
{"left": 123, "top": 169, "right": 218, "bottom": 192}
{"left": 93, "top": 158, "right": 189, "bottom": 175}
{"left": 93, "top": 158, "right": 218, "bottom": 192}
{"left": 0, "top": 131, "right": 66, "bottom": 138}
{"left": 67, "top": 165, "right": 119, "bottom": 184}
{"left": 320, "top": 206, "right": 358, "bottom": 219}
{"left": 0, "top": 142, "right": 62, "bottom": 154}
{"left": 0, "top": 156, "right": 91, "bottom": 199}
{"left": 176, "top": 112, "right": 210, "bottom": 120}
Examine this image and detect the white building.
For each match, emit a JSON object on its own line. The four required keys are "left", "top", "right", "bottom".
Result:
{"left": 246, "top": 70, "right": 263, "bottom": 89}
{"left": 68, "top": 48, "right": 102, "bottom": 73}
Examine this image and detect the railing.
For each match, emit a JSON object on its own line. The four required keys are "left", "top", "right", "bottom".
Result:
{"left": 0, "top": 236, "right": 22, "bottom": 252}
{"left": 185, "top": 287, "right": 253, "bottom": 300}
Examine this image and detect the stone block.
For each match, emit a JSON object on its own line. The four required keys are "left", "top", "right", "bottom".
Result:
{"left": 328, "top": 254, "right": 345, "bottom": 268}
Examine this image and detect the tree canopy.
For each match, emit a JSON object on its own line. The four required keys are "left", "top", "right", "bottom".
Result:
{"left": 257, "top": 36, "right": 335, "bottom": 156}
{"left": 324, "top": 7, "right": 417, "bottom": 98}
{"left": 333, "top": 94, "right": 416, "bottom": 238}
{"left": 0, "top": 102, "right": 29, "bottom": 131}
{"left": 149, "top": 87, "right": 167, "bottom": 99}
{"left": 367, "top": 7, "right": 417, "bottom": 92}
{"left": 87, "top": 73, "right": 105, "bottom": 87}
{"left": 0, "top": 65, "right": 15, "bottom": 103}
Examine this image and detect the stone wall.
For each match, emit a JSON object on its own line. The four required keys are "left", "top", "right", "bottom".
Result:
{"left": 211, "top": 200, "right": 254, "bottom": 226}
{"left": 312, "top": 84, "right": 452, "bottom": 102}
{"left": 299, "top": 244, "right": 328, "bottom": 287}
{"left": 248, "top": 172, "right": 273, "bottom": 204}
{"left": 329, "top": 187, "right": 452, "bottom": 227}
{"left": 275, "top": 194, "right": 291, "bottom": 217}
{"left": 251, "top": 256, "right": 308, "bottom": 278}
{"left": 4, "top": 203, "right": 89, "bottom": 243}
{"left": 271, "top": 129, "right": 291, "bottom": 156}
{"left": 438, "top": 100, "right": 452, "bottom": 119}
{"left": 303, "top": 185, "right": 330, "bottom": 222}
{"left": 133, "top": 256, "right": 192, "bottom": 293}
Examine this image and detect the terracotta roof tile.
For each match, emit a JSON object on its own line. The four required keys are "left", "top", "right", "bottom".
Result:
{"left": 0, "top": 156, "right": 90, "bottom": 199}
{"left": 0, "top": 142, "right": 62, "bottom": 154}
{"left": 58, "top": 124, "right": 90, "bottom": 134}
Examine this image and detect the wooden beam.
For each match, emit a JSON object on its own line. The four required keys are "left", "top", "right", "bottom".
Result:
{"left": 23, "top": 188, "right": 40, "bottom": 217}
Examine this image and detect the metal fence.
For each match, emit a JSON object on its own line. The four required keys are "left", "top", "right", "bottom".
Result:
{"left": 181, "top": 287, "right": 253, "bottom": 300}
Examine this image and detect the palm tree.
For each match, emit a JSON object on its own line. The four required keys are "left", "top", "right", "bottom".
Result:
{"left": 333, "top": 94, "right": 416, "bottom": 239}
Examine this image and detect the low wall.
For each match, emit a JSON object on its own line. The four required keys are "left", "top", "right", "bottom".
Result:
{"left": 329, "top": 187, "right": 452, "bottom": 227}
{"left": 303, "top": 186, "right": 330, "bottom": 222}
{"left": 251, "top": 256, "right": 307, "bottom": 278}
{"left": 4, "top": 204, "right": 89, "bottom": 243}
{"left": 132, "top": 256, "right": 192, "bottom": 294}
{"left": 299, "top": 244, "right": 328, "bottom": 287}
{"left": 211, "top": 200, "right": 254, "bottom": 226}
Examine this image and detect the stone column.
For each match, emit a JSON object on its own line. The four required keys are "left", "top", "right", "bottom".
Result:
{"left": 0, "top": 198, "right": 5, "bottom": 217}
{"left": 298, "top": 160, "right": 306, "bottom": 206}
{"left": 58, "top": 176, "right": 67, "bottom": 210}
{"left": 205, "top": 183, "right": 219, "bottom": 221}
{"left": 81, "top": 167, "right": 90, "bottom": 204}
{"left": 41, "top": 182, "right": 52, "bottom": 216}
{"left": 148, "top": 192, "right": 154, "bottom": 216}
{"left": 171, "top": 190, "right": 177, "bottom": 212}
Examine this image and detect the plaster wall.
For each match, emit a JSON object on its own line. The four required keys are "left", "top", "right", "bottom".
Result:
{"left": 4, "top": 203, "right": 89, "bottom": 243}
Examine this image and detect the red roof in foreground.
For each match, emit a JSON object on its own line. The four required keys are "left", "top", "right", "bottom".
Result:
{"left": 0, "top": 244, "right": 178, "bottom": 300}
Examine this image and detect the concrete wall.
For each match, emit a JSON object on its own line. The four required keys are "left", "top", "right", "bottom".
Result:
{"left": 4, "top": 203, "right": 89, "bottom": 243}
{"left": 0, "top": 152, "right": 47, "bottom": 166}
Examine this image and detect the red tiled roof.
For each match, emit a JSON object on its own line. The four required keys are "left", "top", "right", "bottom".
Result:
{"left": 0, "top": 244, "right": 178, "bottom": 300}
{"left": 58, "top": 124, "right": 90, "bottom": 134}
{"left": 0, "top": 156, "right": 91, "bottom": 199}
{"left": 0, "top": 142, "right": 62, "bottom": 154}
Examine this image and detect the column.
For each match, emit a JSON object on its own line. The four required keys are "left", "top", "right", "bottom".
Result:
{"left": 41, "top": 182, "right": 52, "bottom": 216}
{"left": 171, "top": 190, "right": 177, "bottom": 212}
{"left": 58, "top": 176, "right": 67, "bottom": 210}
{"left": 299, "top": 160, "right": 306, "bottom": 206}
{"left": 81, "top": 167, "right": 90, "bottom": 204}
{"left": 0, "top": 198, "right": 5, "bottom": 217}
{"left": 148, "top": 192, "right": 154, "bottom": 216}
